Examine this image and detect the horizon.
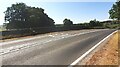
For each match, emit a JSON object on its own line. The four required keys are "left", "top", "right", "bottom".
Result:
{"left": 0, "top": 1, "right": 116, "bottom": 25}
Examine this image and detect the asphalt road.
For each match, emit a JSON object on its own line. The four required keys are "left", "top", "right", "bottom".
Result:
{"left": 1, "top": 29, "right": 115, "bottom": 65}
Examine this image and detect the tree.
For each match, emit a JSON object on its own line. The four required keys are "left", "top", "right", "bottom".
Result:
{"left": 109, "top": 1, "right": 120, "bottom": 20}
{"left": 89, "top": 19, "right": 102, "bottom": 27}
{"left": 63, "top": 18, "right": 73, "bottom": 26}
{"left": 26, "top": 7, "right": 55, "bottom": 28}
{"left": 4, "top": 3, "right": 55, "bottom": 29}
{"left": 4, "top": 3, "right": 28, "bottom": 29}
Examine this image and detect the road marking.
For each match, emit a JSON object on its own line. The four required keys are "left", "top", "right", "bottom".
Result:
{"left": 0, "top": 30, "right": 108, "bottom": 55}
{"left": 0, "top": 35, "right": 50, "bottom": 45}
{"left": 0, "top": 31, "right": 88, "bottom": 45}
{"left": 0, "top": 30, "right": 101, "bottom": 45}
{"left": 69, "top": 30, "right": 118, "bottom": 67}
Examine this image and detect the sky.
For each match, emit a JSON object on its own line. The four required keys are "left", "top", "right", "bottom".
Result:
{"left": 0, "top": 0, "right": 116, "bottom": 25}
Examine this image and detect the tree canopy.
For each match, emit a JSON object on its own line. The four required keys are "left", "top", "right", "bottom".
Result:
{"left": 89, "top": 19, "right": 102, "bottom": 27}
{"left": 4, "top": 3, "right": 55, "bottom": 29}
{"left": 63, "top": 18, "right": 73, "bottom": 26}
{"left": 109, "top": 1, "right": 120, "bottom": 20}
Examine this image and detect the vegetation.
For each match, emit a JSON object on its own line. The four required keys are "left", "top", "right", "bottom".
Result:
{"left": 89, "top": 19, "right": 102, "bottom": 27}
{"left": 3, "top": 2, "right": 120, "bottom": 31}
{"left": 0, "top": 25, "right": 6, "bottom": 31}
{"left": 63, "top": 18, "right": 73, "bottom": 26}
{"left": 109, "top": 1, "right": 120, "bottom": 20}
{"left": 108, "top": 1, "right": 120, "bottom": 29}
{"left": 2, "top": 2, "right": 120, "bottom": 39}
{"left": 4, "top": 2, "right": 120, "bottom": 30}
{"left": 4, "top": 3, "right": 55, "bottom": 29}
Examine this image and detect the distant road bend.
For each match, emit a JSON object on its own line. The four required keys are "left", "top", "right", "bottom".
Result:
{"left": 0, "top": 29, "right": 115, "bottom": 65}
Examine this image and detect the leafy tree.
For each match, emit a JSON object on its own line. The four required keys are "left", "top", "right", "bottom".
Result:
{"left": 89, "top": 19, "right": 102, "bottom": 27}
{"left": 26, "top": 7, "right": 55, "bottom": 28}
{"left": 109, "top": 1, "right": 120, "bottom": 20}
{"left": 4, "top": 3, "right": 28, "bottom": 29}
{"left": 4, "top": 3, "right": 55, "bottom": 29}
{"left": 63, "top": 18, "right": 73, "bottom": 26}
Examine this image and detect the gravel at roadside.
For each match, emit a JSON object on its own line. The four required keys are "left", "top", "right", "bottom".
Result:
{"left": 85, "top": 31, "right": 118, "bottom": 65}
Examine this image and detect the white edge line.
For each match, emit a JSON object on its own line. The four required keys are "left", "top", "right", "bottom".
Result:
{"left": 0, "top": 29, "right": 108, "bottom": 55}
{"left": 69, "top": 30, "right": 118, "bottom": 67}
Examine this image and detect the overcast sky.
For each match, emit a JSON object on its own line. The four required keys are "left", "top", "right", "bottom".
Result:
{"left": 0, "top": 0, "right": 116, "bottom": 25}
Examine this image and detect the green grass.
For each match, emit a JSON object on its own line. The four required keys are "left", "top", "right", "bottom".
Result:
{"left": 0, "top": 29, "right": 2, "bottom": 31}
{"left": 0, "top": 28, "right": 6, "bottom": 31}
{"left": 104, "top": 24, "right": 120, "bottom": 29}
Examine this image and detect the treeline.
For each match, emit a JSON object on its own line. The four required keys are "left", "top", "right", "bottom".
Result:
{"left": 3, "top": 2, "right": 120, "bottom": 30}
{"left": 1, "top": 2, "right": 120, "bottom": 39}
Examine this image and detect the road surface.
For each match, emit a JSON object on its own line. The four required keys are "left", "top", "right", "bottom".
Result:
{"left": 0, "top": 29, "right": 115, "bottom": 65}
